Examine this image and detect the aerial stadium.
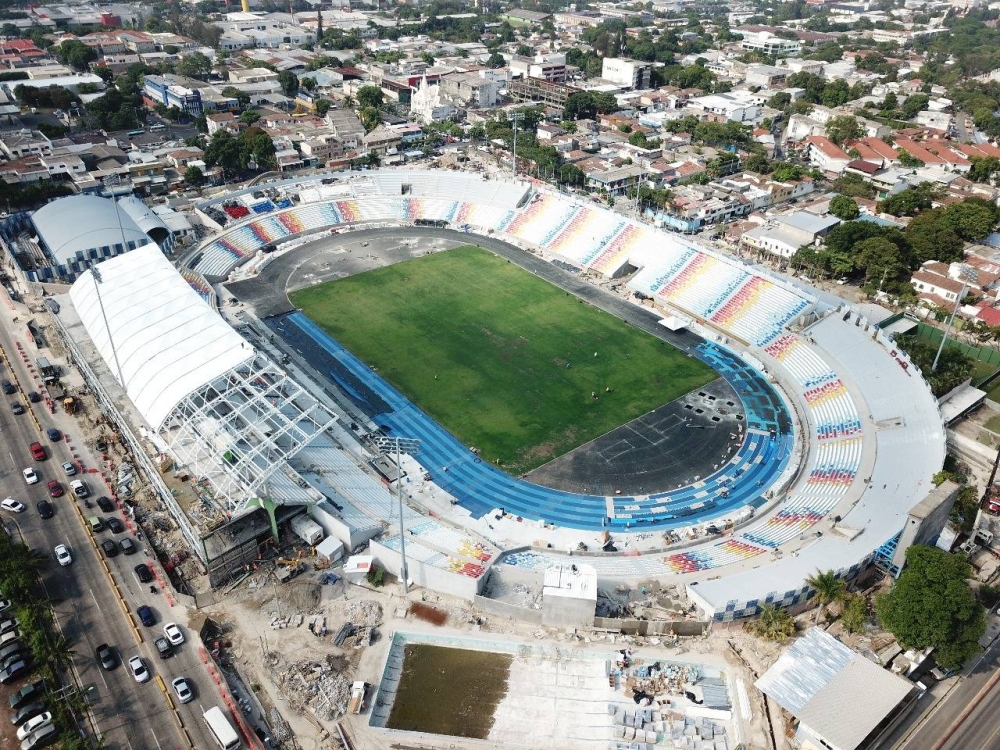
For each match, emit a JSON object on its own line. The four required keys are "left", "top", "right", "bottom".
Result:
{"left": 47, "top": 168, "right": 945, "bottom": 621}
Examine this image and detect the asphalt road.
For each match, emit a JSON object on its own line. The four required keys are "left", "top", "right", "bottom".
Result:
{"left": 897, "top": 638, "right": 1000, "bottom": 750}
{"left": 0, "top": 306, "right": 221, "bottom": 750}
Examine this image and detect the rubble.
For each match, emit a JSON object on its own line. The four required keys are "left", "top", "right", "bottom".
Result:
{"left": 276, "top": 657, "right": 353, "bottom": 721}
{"left": 346, "top": 599, "right": 382, "bottom": 627}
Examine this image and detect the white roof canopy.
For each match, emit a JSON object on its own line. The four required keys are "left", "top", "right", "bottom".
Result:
{"left": 69, "top": 243, "right": 253, "bottom": 429}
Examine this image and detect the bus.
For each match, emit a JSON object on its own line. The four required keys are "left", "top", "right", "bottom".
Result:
{"left": 126, "top": 129, "right": 144, "bottom": 137}
{"left": 203, "top": 706, "right": 240, "bottom": 750}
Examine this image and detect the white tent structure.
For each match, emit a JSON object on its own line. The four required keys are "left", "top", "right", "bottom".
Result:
{"left": 70, "top": 244, "right": 337, "bottom": 513}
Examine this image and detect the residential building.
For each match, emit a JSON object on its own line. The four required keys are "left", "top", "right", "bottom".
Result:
{"left": 745, "top": 64, "right": 788, "bottom": 88}
{"left": 601, "top": 57, "right": 652, "bottom": 90}
{"left": 805, "top": 135, "right": 851, "bottom": 175}
{"left": 0, "top": 130, "right": 52, "bottom": 159}
{"left": 439, "top": 72, "right": 499, "bottom": 108}
{"left": 689, "top": 93, "right": 758, "bottom": 122}
{"left": 740, "top": 31, "right": 800, "bottom": 56}
{"left": 142, "top": 74, "right": 203, "bottom": 116}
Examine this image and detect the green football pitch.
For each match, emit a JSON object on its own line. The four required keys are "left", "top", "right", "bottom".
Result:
{"left": 290, "top": 246, "right": 716, "bottom": 474}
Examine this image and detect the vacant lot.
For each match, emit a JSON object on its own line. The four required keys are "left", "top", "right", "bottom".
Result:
{"left": 291, "top": 246, "right": 715, "bottom": 473}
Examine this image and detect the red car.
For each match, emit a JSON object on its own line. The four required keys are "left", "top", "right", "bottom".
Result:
{"left": 28, "top": 442, "right": 45, "bottom": 461}
{"left": 46, "top": 481, "right": 63, "bottom": 498}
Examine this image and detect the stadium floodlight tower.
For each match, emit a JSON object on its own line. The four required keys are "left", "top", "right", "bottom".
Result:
{"left": 370, "top": 435, "right": 421, "bottom": 594}
{"left": 932, "top": 263, "right": 977, "bottom": 372}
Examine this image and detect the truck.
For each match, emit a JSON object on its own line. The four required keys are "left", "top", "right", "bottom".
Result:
{"left": 203, "top": 706, "right": 240, "bottom": 750}
{"left": 348, "top": 681, "right": 367, "bottom": 714}
{"left": 290, "top": 515, "right": 323, "bottom": 546}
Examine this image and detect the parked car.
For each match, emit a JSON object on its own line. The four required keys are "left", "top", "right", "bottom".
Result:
{"left": 87, "top": 516, "right": 104, "bottom": 533}
{"left": 8, "top": 681, "right": 44, "bottom": 710}
{"left": 119, "top": 538, "right": 137, "bottom": 556}
{"left": 35, "top": 502, "right": 52, "bottom": 520}
{"left": 20, "top": 721, "right": 57, "bottom": 749}
{"left": 100, "top": 540, "right": 117, "bottom": 558}
{"left": 128, "top": 655, "right": 149, "bottom": 683}
{"left": 0, "top": 619, "right": 22, "bottom": 635}
{"left": 60, "top": 462, "right": 76, "bottom": 477}
{"left": 0, "top": 660, "right": 29, "bottom": 683}
{"left": 0, "top": 643, "right": 27, "bottom": 663}
{"left": 106, "top": 517, "right": 124, "bottom": 533}
{"left": 45, "top": 482, "right": 61, "bottom": 499}
{"left": 136, "top": 606, "right": 155, "bottom": 627}
{"left": 162, "top": 623, "right": 184, "bottom": 646}
{"left": 171, "top": 676, "right": 193, "bottom": 704}
{"left": 16, "top": 712, "right": 51, "bottom": 741}
{"left": 133, "top": 564, "right": 152, "bottom": 584}
{"left": 22, "top": 469, "right": 37, "bottom": 485}
{"left": 28, "top": 443, "right": 44, "bottom": 461}
{"left": 53, "top": 545, "right": 71, "bottom": 567}
{"left": 96, "top": 496, "right": 114, "bottom": 513}
{"left": 1, "top": 498, "right": 25, "bottom": 513}
{"left": 95, "top": 644, "right": 116, "bottom": 671}
{"left": 10, "top": 702, "right": 45, "bottom": 727}
{"left": 154, "top": 637, "right": 172, "bottom": 659}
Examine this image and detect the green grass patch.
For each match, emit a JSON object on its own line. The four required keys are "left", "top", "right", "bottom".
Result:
{"left": 291, "top": 246, "right": 716, "bottom": 473}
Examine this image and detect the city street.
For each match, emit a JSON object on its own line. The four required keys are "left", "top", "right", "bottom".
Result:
{"left": 0, "top": 294, "right": 221, "bottom": 750}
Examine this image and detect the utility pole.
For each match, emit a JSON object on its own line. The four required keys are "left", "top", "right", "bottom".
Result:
{"left": 371, "top": 436, "right": 421, "bottom": 594}
{"left": 932, "top": 264, "right": 977, "bottom": 372}
{"left": 510, "top": 110, "right": 525, "bottom": 180}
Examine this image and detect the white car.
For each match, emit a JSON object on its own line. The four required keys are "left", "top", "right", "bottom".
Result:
{"left": 61, "top": 462, "right": 77, "bottom": 476}
{"left": 54, "top": 544, "right": 72, "bottom": 567}
{"left": 16, "top": 712, "right": 51, "bottom": 741}
{"left": 21, "top": 468, "right": 37, "bottom": 485}
{"left": 162, "top": 623, "right": 184, "bottom": 646}
{"left": 69, "top": 480, "right": 88, "bottom": 498}
{"left": 128, "top": 655, "right": 149, "bottom": 683}
{"left": 171, "top": 676, "right": 193, "bottom": 703}
{"left": 0, "top": 498, "right": 24, "bottom": 513}
{"left": 0, "top": 600, "right": 10, "bottom": 613}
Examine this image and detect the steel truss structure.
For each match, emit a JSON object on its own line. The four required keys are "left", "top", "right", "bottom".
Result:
{"left": 160, "top": 353, "right": 337, "bottom": 513}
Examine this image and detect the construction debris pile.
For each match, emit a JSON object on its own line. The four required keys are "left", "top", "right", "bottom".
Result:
{"left": 346, "top": 599, "right": 382, "bottom": 627}
{"left": 276, "top": 657, "right": 353, "bottom": 721}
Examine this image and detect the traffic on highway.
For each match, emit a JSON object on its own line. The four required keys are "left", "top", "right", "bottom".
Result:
{"left": 0, "top": 310, "right": 233, "bottom": 749}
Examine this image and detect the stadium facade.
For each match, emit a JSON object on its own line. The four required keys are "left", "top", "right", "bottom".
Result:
{"left": 55, "top": 169, "right": 946, "bottom": 618}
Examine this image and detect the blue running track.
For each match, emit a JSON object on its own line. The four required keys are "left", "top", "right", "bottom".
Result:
{"left": 281, "top": 312, "right": 794, "bottom": 532}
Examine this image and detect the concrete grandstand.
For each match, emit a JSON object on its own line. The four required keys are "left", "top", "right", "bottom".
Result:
{"left": 54, "top": 169, "right": 944, "bottom": 619}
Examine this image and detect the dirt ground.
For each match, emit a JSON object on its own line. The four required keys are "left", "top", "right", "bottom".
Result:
{"left": 200, "top": 566, "right": 790, "bottom": 750}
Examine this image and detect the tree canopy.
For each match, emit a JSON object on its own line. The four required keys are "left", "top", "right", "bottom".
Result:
{"left": 876, "top": 545, "right": 985, "bottom": 669}
{"left": 829, "top": 195, "right": 860, "bottom": 220}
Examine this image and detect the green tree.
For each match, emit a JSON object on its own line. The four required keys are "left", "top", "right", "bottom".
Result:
{"left": 745, "top": 604, "right": 796, "bottom": 642}
{"left": 826, "top": 115, "right": 863, "bottom": 146}
{"left": 486, "top": 51, "right": 505, "bottom": 68}
{"left": 941, "top": 198, "right": 999, "bottom": 242}
{"left": 840, "top": 593, "right": 868, "bottom": 634}
{"left": 177, "top": 51, "right": 212, "bottom": 80}
{"left": 563, "top": 91, "right": 597, "bottom": 120}
{"left": 806, "top": 569, "right": 846, "bottom": 623}
{"left": 856, "top": 236, "right": 907, "bottom": 288}
{"left": 58, "top": 40, "right": 97, "bottom": 71}
{"left": 183, "top": 165, "right": 206, "bottom": 187}
{"left": 221, "top": 86, "right": 251, "bottom": 107}
{"left": 356, "top": 85, "right": 384, "bottom": 109}
{"left": 239, "top": 109, "right": 261, "bottom": 125}
{"left": 894, "top": 332, "right": 973, "bottom": 396}
{"left": 905, "top": 209, "right": 964, "bottom": 263}
{"left": 879, "top": 183, "right": 937, "bottom": 216}
{"left": 969, "top": 156, "right": 1000, "bottom": 184}
{"left": 277, "top": 70, "right": 299, "bottom": 97}
{"left": 876, "top": 545, "right": 986, "bottom": 669}
{"left": 315, "top": 99, "right": 331, "bottom": 116}
{"left": 829, "top": 195, "right": 860, "bottom": 220}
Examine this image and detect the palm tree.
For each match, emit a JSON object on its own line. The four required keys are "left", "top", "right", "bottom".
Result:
{"left": 806, "top": 569, "right": 846, "bottom": 623}
{"left": 747, "top": 604, "right": 796, "bottom": 642}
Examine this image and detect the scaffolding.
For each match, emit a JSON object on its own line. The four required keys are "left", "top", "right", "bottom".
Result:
{"left": 162, "top": 353, "right": 337, "bottom": 513}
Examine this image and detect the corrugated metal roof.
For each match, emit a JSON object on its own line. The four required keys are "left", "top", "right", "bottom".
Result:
{"left": 756, "top": 628, "right": 916, "bottom": 750}
{"left": 755, "top": 627, "right": 852, "bottom": 713}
